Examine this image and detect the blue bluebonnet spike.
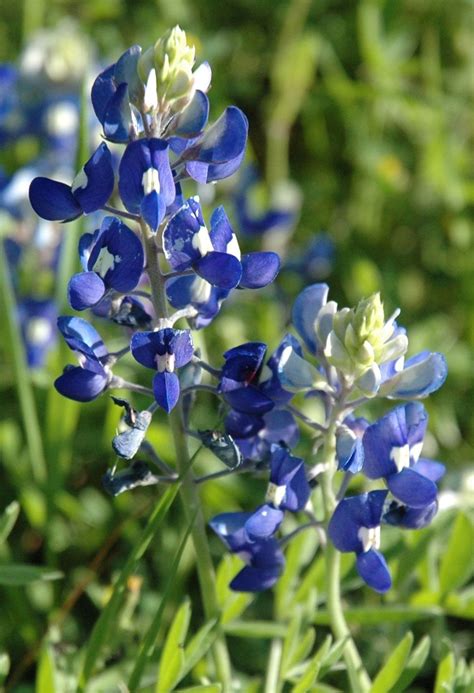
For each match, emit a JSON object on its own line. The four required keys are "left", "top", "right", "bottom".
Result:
{"left": 55, "top": 316, "right": 110, "bottom": 402}
{"left": 383, "top": 498, "right": 439, "bottom": 529}
{"left": 336, "top": 417, "right": 369, "bottom": 473}
{"left": 362, "top": 402, "right": 442, "bottom": 508}
{"left": 265, "top": 447, "right": 310, "bottom": 512}
{"left": 380, "top": 350, "right": 448, "bottom": 400}
{"left": 328, "top": 491, "right": 392, "bottom": 593}
{"left": 292, "top": 283, "right": 330, "bottom": 354}
{"left": 29, "top": 143, "right": 114, "bottom": 221}
{"left": 209, "top": 513, "right": 285, "bottom": 592}
{"left": 130, "top": 328, "right": 194, "bottom": 412}
{"left": 225, "top": 409, "right": 299, "bottom": 463}
{"left": 68, "top": 216, "right": 144, "bottom": 310}
{"left": 172, "top": 106, "right": 248, "bottom": 184}
{"left": 118, "top": 138, "right": 176, "bottom": 230}
{"left": 18, "top": 298, "right": 57, "bottom": 369}
{"left": 219, "top": 342, "right": 274, "bottom": 415}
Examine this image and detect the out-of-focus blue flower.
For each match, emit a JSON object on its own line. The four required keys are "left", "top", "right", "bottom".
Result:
{"left": 118, "top": 138, "right": 175, "bottom": 231}
{"left": 68, "top": 216, "right": 144, "bottom": 310}
{"left": 29, "top": 143, "right": 114, "bottom": 221}
{"left": 130, "top": 328, "right": 194, "bottom": 412}
{"left": 55, "top": 316, "right": 111, "bottom": 402}
{"left": 209, "top": 512, "right": 285, "bottom": 592}
{"left": 362, "top": 402, "right": 445, "bottom": 508}
{"left": 328, "top": 490, "right": 392, "bottom": 593}
{"left": 18, "top": 298, "right": 57, "bottom": 368}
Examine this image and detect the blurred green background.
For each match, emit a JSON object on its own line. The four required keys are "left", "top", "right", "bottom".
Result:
{"left": 0, "top": 0, "right": 473, "bottom": 690}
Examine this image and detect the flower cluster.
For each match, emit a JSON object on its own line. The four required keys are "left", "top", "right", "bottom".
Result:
{"left": 27, "top": 26, "right": 448, "bottom": 601}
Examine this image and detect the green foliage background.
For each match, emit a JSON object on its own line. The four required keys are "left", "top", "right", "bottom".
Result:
{"left": 0, "top": 0, "right": 473, "bottom": 690}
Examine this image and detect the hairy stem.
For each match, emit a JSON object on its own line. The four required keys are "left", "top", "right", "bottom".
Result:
{"left": 142, "top": 220, "right": 232, "bottom": 688}
{"left": 320, "top": 417, "right": 371, "bottom": 692}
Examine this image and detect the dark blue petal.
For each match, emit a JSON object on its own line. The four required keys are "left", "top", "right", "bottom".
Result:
{"left": 185, "top": 160, "right": 209, "bottom": 183}
{"left": 209, "top": 205, "right": 234, "bottom": 251}
{"left": 68, "top": 272, "right": 105, "bottom": 310}
{"left": 189, "top": 106, "right": 248, "bottom": 164}
{"left": 119, "top": 138, "right": 175, "bottom": 216}
{"left": 114, "top": 45, "right": 143, "bottom": 104}
{"left": 239, "top": 252, "right": 280, "bottom": 289}
{"left": 411, "top": 458, "right": 445, "bottom": 483}
{"left": 387, "top": 468, "right": 438, "bottom": 508}
{"left": 91, "top": 64, "right": 115, "bottom": 124}
{"left": 169, "top": 329, "right": 194, "bottom": 368}
{"left": 383, "top": 499, "right": 438, "bottom": 529}
{"left": 328, "top": 491, "right": 388, "bottom": 553}
{"left": 78, "top": 232, "right": 95, "bottom": 270}
{"left": 87, "top": 216, "right": 144, "bottom": 293}
{"left": 72, "top": 143, "right": 114, "bottom": 214}
{"left": 269, "top": 450, "right": 310, "bottom": 512}
{"left": 55, "top": 365, "right": 108, "bottom": 402}
{"left": 356, "top": 549, "right": 392, "bottom": 593}
{"left": 230, "top": 565, "right": 281, "bottom": 592}
{"left": 225, "top": 410, "right": 264, "bottom": 439}
{"left": 173, "top": 90, "right": 209, "bottom": 137}
{"left": 153, "top": 371, "right": 180, "bottom": 412}
{"left": 163, "top": 197, "right": 205, "bottom": 270}
{"left": 224, "top": 387, "right": 274, "bottom": 416}
{"left": 206, "top": 150, "right": 246, "bottom": 182}
{"left": 209, "top": 512, "right": 253, "bottom": 552}
{"left": 140, "top": 191, "right": 162, "bottom": 232}
{"left": 244, "top": 504, "right": 284, "bottom": 541}
{"left": 103, "top": 82, "right": 133, "bottom": 143}
{"left": 130, "top": 331, "right": 161, "bottom": 369}
{"left": 292, "top": 283, "right": 329, "bottom": 354}
{"left": 220, "top": 342, "right": 267, "bottom": 390}
{"left": 57, "top": 315, "right": 108, "bottom": 360}
{"left": 29, "top": 177, "right": 81, "bottom": 221}
{"left": 194, "top": 251, "right": 242, "bottom": 289}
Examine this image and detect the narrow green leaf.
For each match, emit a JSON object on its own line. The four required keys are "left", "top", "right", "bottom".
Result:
{"left": 0, "top": 501, "right": 20, "bottom": 544}
{"left": 180, "top": 619, "right": 219, "bottom": 681}
{"left": 391, "top": 636, "right": 430, "bottom": 693}
{"left": 78, "top": 484, "right": 179, "bottom": 689}
{"left": 216, "top": 555, "right": 253, "bottom": 624}
{"left": 0, "top": 242, "right": 47, "bottom": 483}
{"left": 286, "top": 627, "right": 316, "bottom": 675}
{"left": 128, "top": 512, "right": 196, "bottom": 691}
{"left": 319, "top": 636, "right": 350, "bottom": 678}
{"left": 291, "top": 635, "right": 332, "bottom": 693}
{"left": 280, "top": 608, "right": 303, "bottom": 677}
{"left": 0, "top": 564, "right": 62, "bottom": 586}
{"left": 224, "top": 620, "right": 287, "bottom": 639}
{"left": 36, "top": 644, "right": 56, "bottom": 693}
{"left": 314, "top": 605, "right": 442, "bottom": 626}
{"left": 156, "top": 599, "right": 192, "bottom": 693}
{"left": 439, "top": 513, "right": 474, "bottom": 596}
{"left": 434, "top": 651, "right": 455, "bottom": 693}
{"left": 175, "top": 686, "right": 222, "bottom": 692}
{"left": 371, "top": 631, "right": 414, "bottom": 693}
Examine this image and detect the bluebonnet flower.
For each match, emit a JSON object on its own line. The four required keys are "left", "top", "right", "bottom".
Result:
{"left": 130, "top": 328, "right": 194, "bottom": 412}
{"left": 29, "top": 143, "right": 114, "bottom": 221}
{"left": 328, "top": 490, "right": 392, "bottom": 593}
{"left": 218, "top": 342, "right": 274, "bottom": 415}
{"left": 336, "top": 416, "right": 369, "bottom": 474}
{"left": 68, "top": 216, "right": 145, "bottom": 310}
{"left": 118, "top": 138, "right": 175, "bottom": 231}
{"left": 362, "top": 402, "right": 445, "bottom": 508}
{"left": 209, "top": 512, "right": 285, "bottom": 592}
{"left": 225, "top": 409, "right": 299, "bottom": 463}
{"left": 55, "top": 316, "right": 112, "bottom": 402}
{"left": 382, "top": 498, "right": 439, "bottom": 530}
{"left": 18, "top": 298, "right": 57, "bottom": 368}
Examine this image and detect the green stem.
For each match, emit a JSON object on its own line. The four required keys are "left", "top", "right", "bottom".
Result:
{"left": 264, "top": 638, "right": 283, "bottom": 693}
{"left": 320, "top": 418, "right": 371, "bottom": 693}
{"left": 142, "top": 221, "right": 232, "bottom": 689}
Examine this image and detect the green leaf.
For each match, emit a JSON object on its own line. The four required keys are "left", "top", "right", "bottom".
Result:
{"left": 128, "top": 512, "right": 196, "bottom": 691}
{"left": 36, "top": 644, "right": 56, "bottom": 693}
{"left": 78, "top": 484, "right": 179, "bottom": 689}
{"left": 371, "top": 631, "right": 414, "bottom": 693}
{"left": 0, "top": 501, "right": 20, "bottom": 544}
{"left": 156, "top": 599, "right": 192, "bottom": 693}
{"left": 0, "top": 564, "right": 63, "bottom": 586}
{"left": 286, "top": 627, "right": 316, "bottom": 675}
{"left": 216, "top": 555, "right": 253, "bottom": 624}
{"left": 319, "top": 637, "right": 350, "bottom": 678}
{"left": 434, "top": 651, "right": 455, "bottom": 693}
{"left": 391, "top": 636, "right": 430, "bottom": 693}
{"left": 439, "top": 512, "right": 474, "bottom": 596}
{"left": 175, "top": 686, "right": 222, "bottom": 692}
{"left": 314, "top": 605, "right": 442, "bottom": 626}
{"left": 181, "top": 618, "right": 219, "bottom": 681}
{"left": 290, "top": 635, "right": 332, "bottom": 693}
{"left": 224, "top": 620, "right": 287, "bottom": 639}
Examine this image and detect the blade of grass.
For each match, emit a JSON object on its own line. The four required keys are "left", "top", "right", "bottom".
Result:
{"left": 77, "top": 483, "right": 180, "bottom": 689}
{"left": 128, "top": 510, "right": 197, "bottom": 691}
{"left": 0, "top": 241, "right": 47, "bottom": 484}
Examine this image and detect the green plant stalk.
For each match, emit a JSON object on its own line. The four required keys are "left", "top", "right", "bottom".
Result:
{"left": 142, "top": 223, "right": 232, "bottom": 689}
{"left": 320, "top": 417, "right": 372, "bottom": 693}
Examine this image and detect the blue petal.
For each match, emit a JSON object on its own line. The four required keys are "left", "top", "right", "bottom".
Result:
{"left": 130, "top": 331, "right": 163, "bottom": 369}
{"left": 119, "top": 138, "right": 175, "bottom": 215}
{"left": 224, "top": 387, "right": 274, "bottom": 416}
{"left": 337, "top": 429, "right": 365, "bottom": 473}
{"left": 103, "top": 82, "right": 133, "bottom": 143}
{"left": 153, "top": 371, "right": 180, "bottom": 412}
{"left": 57, "top": 315, "right": 108, "bottom": 359}
{"left": 292, "top": 283, "right": 329, "bottom": 353}
{"left": 185, "top": 160, "right": 209, "bottom": 183}
{"left": 230, "top": 564, "right": 281, "bottom": 592}
{"left": 383, "top": 352, "right": 448, "bottom": 399}
{"left": 206, "top": 150, "right": 246, "bottom": 182}
{"left": 190, "top": 106, "right": 248, "bottom": 164}
{"left": 356, "top": 549, "right": 392, "bottom": 593}
{"left": 68, "top": 272, "right": 105, "bottom": 310}
{"left": 328, "top": 491, "right": 388, "bottom": 553}
{"left": 173, "top": 90, "right": 209, "bottom": 137}
{"left": 244, "top": 504, "right": 284, "bottom": 541}
{"left": 412, "top": 458, "right": 445, "bottom": 483}
{"left": 209, "top": 206, "right": 234, "bottom": 251}
{"left": 194, "top": 251, "right": 242, "bottom": 289}
{"left": 383, "top": 499, "right": 438, "bottom": 529}
{"left": 55, "top": 365, "right": 108, "bottom": 402}
{"left": 269, "top": 450, "right": 310, "bottom": 512}
{"left": 239, "top": 252, "right": 280, "bottom": 289}
{"left": 225, "top": 410, "right": 264, "bottom": 438}
{"left": 209, "top": 511, "right": 253, "bottom": 552}
{"left": 140, "top": 191, "right": 162, "bottom": 232}
{"left": 73, "top": 143, "right": 115, "bottom": 214}
{"left": 387, "top": 468, "right": 438, "bottom": 508}
{"left": 169, "top": 329, "right": 194, "bottom": 368}
{"left": 114, "top": 45, "right": 143, "bottom": 104}
{"left": 29, "top": 177, "right": 81, "bottom": 221}
{"left": 91, "top": 64, "right": 116, "bottom": 124}
{"left": 163, "top": 197, "right": 205, "bottom": 270}
{"left": 87, "top": 216, "right": 144, "bottom": 293}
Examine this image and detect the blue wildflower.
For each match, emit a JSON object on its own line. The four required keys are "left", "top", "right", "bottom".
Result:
{"left": 18, "top": 298, "right": 57, "bottom": 369}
